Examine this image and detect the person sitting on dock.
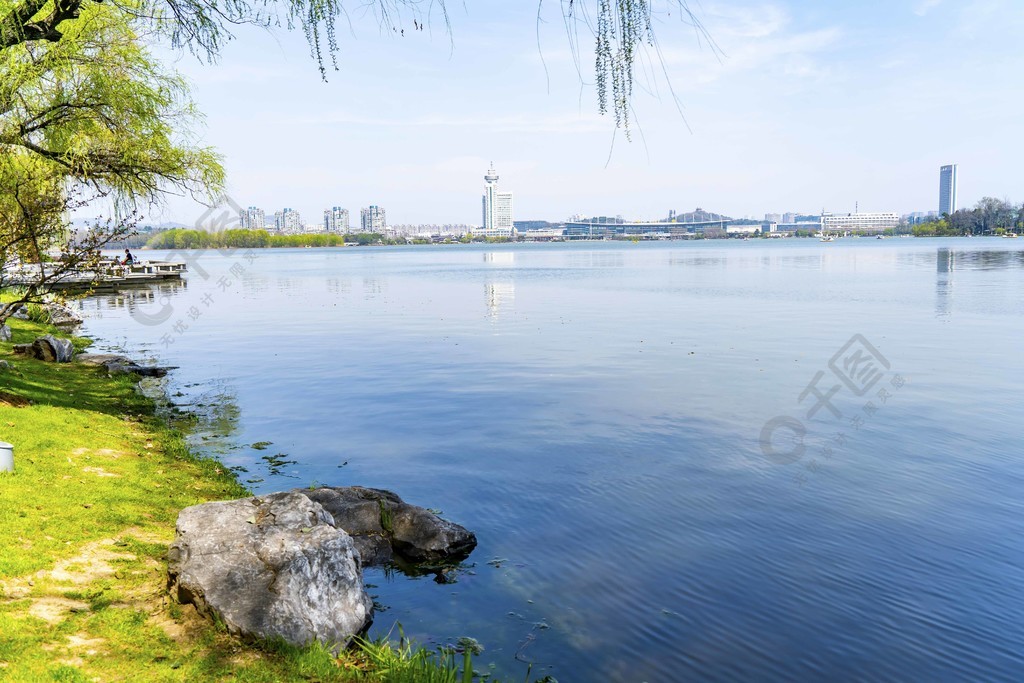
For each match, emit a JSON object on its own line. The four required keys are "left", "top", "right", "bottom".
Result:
{"left": 122, "top": 249, "right": 135, "bottom": 266}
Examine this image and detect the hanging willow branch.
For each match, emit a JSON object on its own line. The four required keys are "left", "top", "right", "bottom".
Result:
{"left": 593, "top": 0, "right": 652, "bottom": 133}
{"left": 2, "top": 1, "right": 705, "bottom": 132}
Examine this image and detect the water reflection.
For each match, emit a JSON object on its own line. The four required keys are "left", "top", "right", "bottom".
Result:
{"left": 485, "top": 281, "right": 515, "bottom": 319}
{"left": 946, "top": 248, "right": 1024, "bottom": 271}
{"left": 76, "top": 279, "right": 187, "bottom": 317}
{"left": 326, "top": 277, "right": 351, "bottom": 296}
{"left": 362, "top": 277, "right": 384, "bottom": 299}
{"left": 936, "top": 248, "right": 954, "bottom": 317}
{"left": 276, "top": 277, "right": 300, "bottom": 294}
{"left": 567, "top": 251, "right": 624, "bottom": 269}
{"left": 484, "top": 252, "right": 516, "bottom": 265}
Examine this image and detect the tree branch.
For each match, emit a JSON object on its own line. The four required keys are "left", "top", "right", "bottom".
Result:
{"left": 0, "top": 0, "right": 90, "bottom": 50}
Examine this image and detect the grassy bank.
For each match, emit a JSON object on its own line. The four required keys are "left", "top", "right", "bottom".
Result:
{"left": 0, "top": 314, "right": 473, "bottom": 681}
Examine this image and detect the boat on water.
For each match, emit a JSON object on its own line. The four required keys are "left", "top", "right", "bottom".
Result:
{"left": 1002, "top": 233, "right": 1019, "bottom": 238}
{"left": 819, "top": 234, "right": 835, "bottom": 242}
{"left": 876, "top": 235, "right": 885, "bottom": 239}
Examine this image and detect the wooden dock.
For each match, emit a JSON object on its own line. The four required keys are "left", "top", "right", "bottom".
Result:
{"left": 4, "top": 259, "right": 188, "bottom": 292}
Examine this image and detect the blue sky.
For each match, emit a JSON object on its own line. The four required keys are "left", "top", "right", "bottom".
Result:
{"left": 151, "top": 0, "right": 1024, "bottom": 226}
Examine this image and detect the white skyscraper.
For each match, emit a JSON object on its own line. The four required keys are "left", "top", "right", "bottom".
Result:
{"left": 939, "top": 164, "right": 958, "bottom": 216}
{"left": 480, "top": 163, "right": 514, "bottom": 238}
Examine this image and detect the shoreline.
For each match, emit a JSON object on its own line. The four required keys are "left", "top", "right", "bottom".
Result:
{"left": 123, "top": 233, "right": 1016, "bottom": 252}
{"left": 0, "top": 311, "right": 474, "bottom": 680}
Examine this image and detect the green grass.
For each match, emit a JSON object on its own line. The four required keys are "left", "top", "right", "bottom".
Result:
{"left": 0, "top": 313, "right": 486, "bottom": 682}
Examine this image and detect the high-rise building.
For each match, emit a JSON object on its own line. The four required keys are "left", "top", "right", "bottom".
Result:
{"left": 360, "top": 205, "right": 386, "bottom": 232}
{"left": 765, "top": 213, "right": 781, "bottom": 223}
{"left": 276, "top": 208, "right": 302, "bottom": 233}
{"left": 480, "top": 163, "right": 514, "bottom": 238}
{"left": 939, "top": 164, "right": 958, "bottom": 216}
{"left": 239, "top": 206, "right": 265, "bottom": 230}
{"left": 324, "top": 207, "right": 350, "bottom": 233}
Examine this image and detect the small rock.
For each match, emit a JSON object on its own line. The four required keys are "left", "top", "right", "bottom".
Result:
{"left": 0, "top": 324, "right": 11, "bottom": 342}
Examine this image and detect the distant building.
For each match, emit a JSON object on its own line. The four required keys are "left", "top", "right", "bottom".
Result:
{"left": 765, "top": 213, "right": 781, "bottom": 223}
{"left": 239, "top": 206, "right": 265, "bottom": 230}
{"left": 821, "top": 212, "right": 899, "bottom": 233}
{"left": 480, "top": 163, "right": 514, "bottom": 238}
{"left": 939, "top": 164, "right": 958, "bottom": 215}
{"left": 905, "top": 211, "right": 939, "bottom": 225}
{"left": 360, "top": 205, "right": 387, "bottom": 232}
{"left": 276, "top": 208, "right": 302, "bottom": 233}
{"left": 514, "top": 220, "right": 558, "bottom": 232}
{"left": 324, "top": 207, "right": 350, "bottom": 233}
{"left": 727, "top": 224, "right": 761, "bottom": 235}
{"left": 782, "top": 212, "right": 797, "bottom": 224}
{"left": 565, "top": 208, "right": 730, "bottom": 239}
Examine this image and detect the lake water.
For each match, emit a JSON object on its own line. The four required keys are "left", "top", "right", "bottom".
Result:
{"left": 78, "top": 239, "right": 1024, "bottom": 682}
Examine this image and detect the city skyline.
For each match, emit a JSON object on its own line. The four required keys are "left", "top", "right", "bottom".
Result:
{"left": 144, "top": 2, "right": 1024, "bottom": 227}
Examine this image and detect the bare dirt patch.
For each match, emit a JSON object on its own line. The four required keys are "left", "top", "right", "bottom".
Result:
{"left": 47, "top": 542, "right": 135, "bottom": 585}
{"left": 28, "top": 597, "right": 90, "bottom": 624}
{"left": 66, "top": 633, "right": 106, "bottom": 655}
{"left": 82, "top": 466, "right": 120, "bottom": 478}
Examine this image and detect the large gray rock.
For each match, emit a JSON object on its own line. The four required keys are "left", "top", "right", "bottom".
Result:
{"left": 30, "top": 335, "right": 74, "bottom": 362}
{"left": 167, "top": 491, "right": 372, "bottom": 648}
{"left": 0, "top": 324, "right": 11, "bottom": 342}
{"left": 303, "top": 486, "right": 477, "bottom": 566}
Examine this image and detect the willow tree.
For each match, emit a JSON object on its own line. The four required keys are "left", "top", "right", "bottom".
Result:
{"left": 0, "top": 2, "right": 223, "bottom": 324}
{"left": 0, "top": 0, "right": 698, "bottom": 134}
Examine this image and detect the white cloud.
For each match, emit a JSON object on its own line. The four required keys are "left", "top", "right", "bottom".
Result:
{"left": 914, "top": 0, "right": 942, "bottom": 16}
{"left": 650, "top": 4, "right": 841, "bottom": 86}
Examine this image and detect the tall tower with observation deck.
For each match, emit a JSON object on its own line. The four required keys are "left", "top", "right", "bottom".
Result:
{"left": 480, "top": 163, "right": 514, "bottom": 238}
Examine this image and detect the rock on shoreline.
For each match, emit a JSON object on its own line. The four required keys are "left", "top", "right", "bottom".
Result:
{"left": 167, "top": 486, "right": 476, "bottom": 648}
{"left": 12, "top": 334, "right": 74, "bottom": 362}
{"left": 76, "top": 353, "right": 177, "bottom": 377}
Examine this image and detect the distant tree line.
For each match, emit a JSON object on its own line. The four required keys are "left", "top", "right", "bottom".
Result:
{"left": 913, "top": 197, "right": 1024, "bottom": 236}
{"left": 145, "top": 229, "right": 406, "bottom": 249}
